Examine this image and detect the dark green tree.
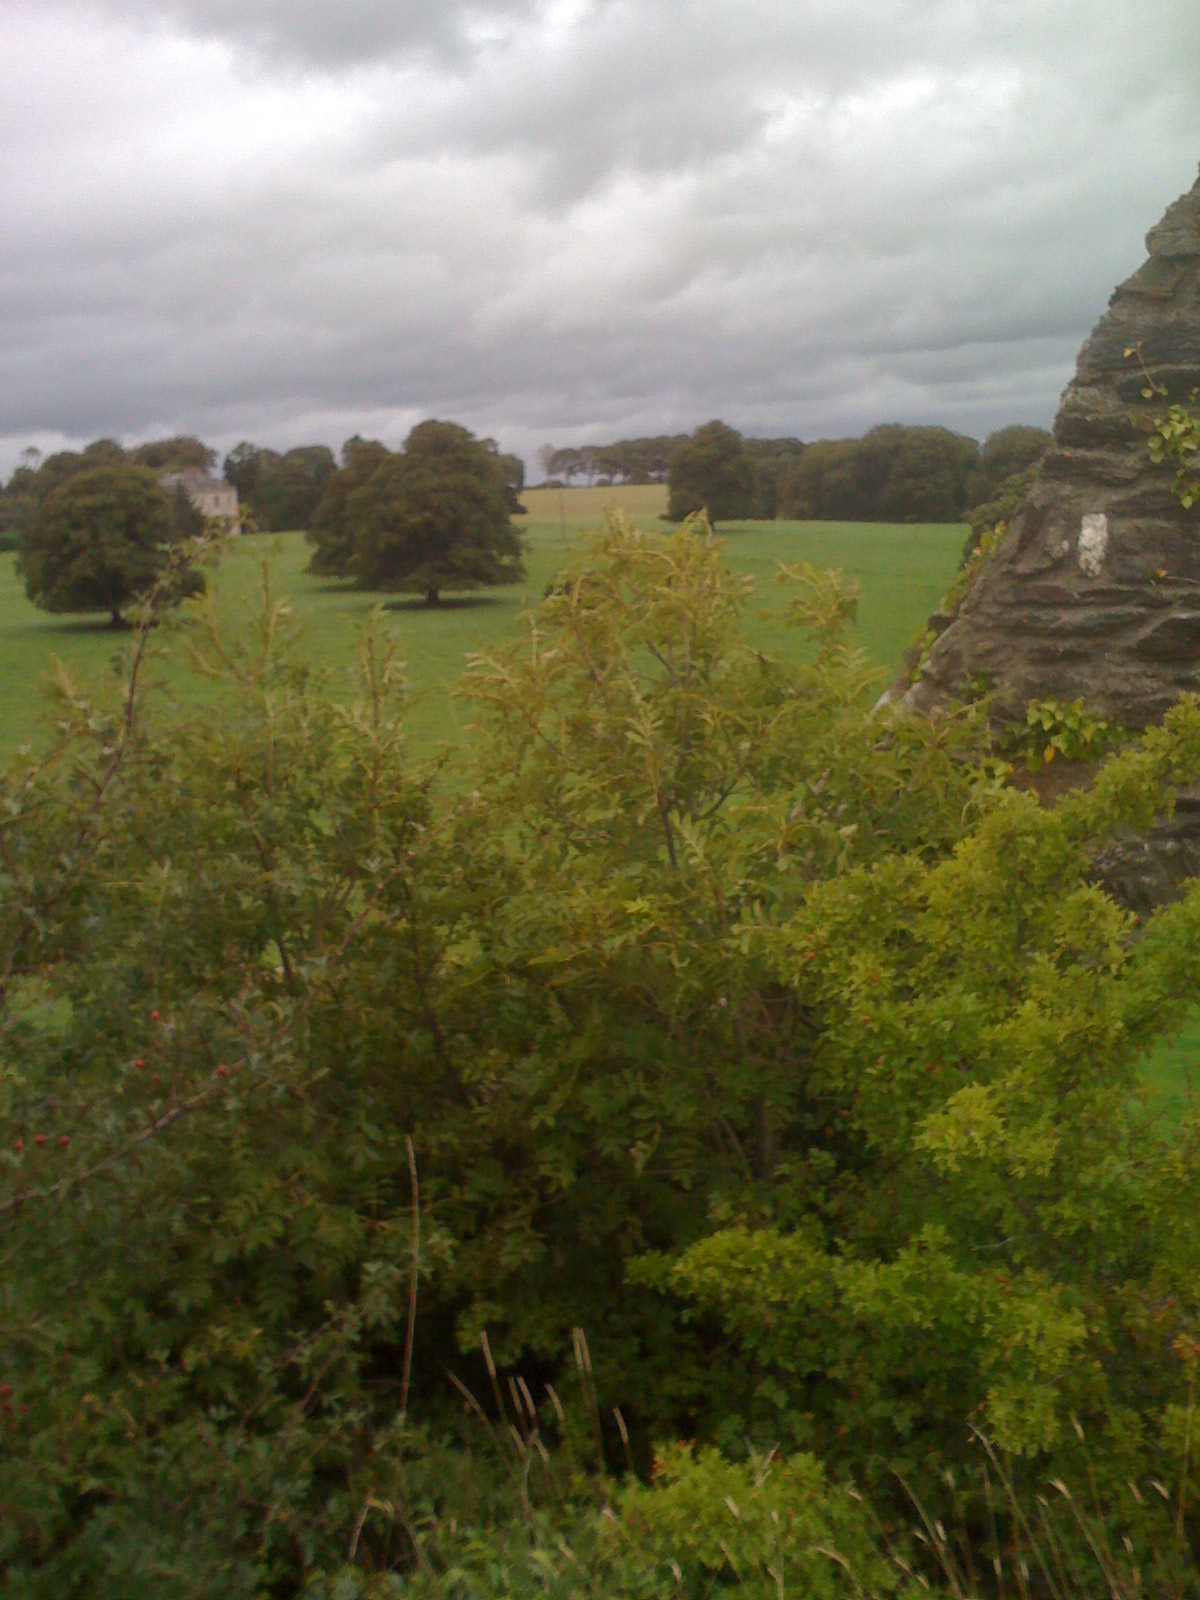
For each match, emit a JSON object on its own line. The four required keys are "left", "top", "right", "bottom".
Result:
{"left": 306, "top": 437, "right": 392, "bottom": 577}
{"left": 316, "top": 420, "right": 524, "bottom": 604}
{"left": 221, "top": 442, "right": 280, "bottom": 512}
{"left": 778, "top": 426, "right": 980, "bottom": 523}
{"left": 129, "top": 435, "right": 217, "bottom": 473}
{"left": 964, "top": 424, "right": 1051, "bottom": 509}
{"left": 492, "top": 445, "right": 527, "bottom": 512}
{"left": 17, "top": 462, "right": 203, "bottom": 627}
{"left": 776, "top": 438, "right": 848, "bottom": 518}
{"left": 0, "top": 461, "right": 40, "bottom": 552}
{"left": 2, "top": 441, "right": 131, "bottom": 551}
{"left": 744, "top": 436, "right": 805, "bottom": 517}
{"left": 667, "top": 420, "right": 753, "bottom": 522}
{"left": 254, "top": 446, "right": 337, "bottom": 531}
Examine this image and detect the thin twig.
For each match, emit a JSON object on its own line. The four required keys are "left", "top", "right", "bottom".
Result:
{"left": 399, "top": 1134, "right": 419, "bottom": 1418}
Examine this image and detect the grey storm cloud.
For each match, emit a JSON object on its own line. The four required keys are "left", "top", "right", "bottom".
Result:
{"left": 87, "top": 0, "right": 550, "bottom": 66}
{"left": 2, "top": 0, "right": 1199, "bottom": 476}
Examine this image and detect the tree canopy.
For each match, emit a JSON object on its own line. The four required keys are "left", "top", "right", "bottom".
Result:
{"left": 667, "top": 419, "right": 754, "bottom": 522}
{"left": 17, "top": 461, "right": 204, "bottom": 625}
{"left": 965, "top": 423, "right": 1052, "bottom": 508}
{"left": 307, "top": 419, "right": 525, "bottom": 603}
{"left": 221, "top": 442, "right": 336, "bottom": 531}
{"left": 778, "top": 424, "right": 980, "bottom": 522}
{"left": 540, "top": 435, "right": 689, "bottom": 485}
{"left": 1, "top": 437, "right": 222, "bottom": 552}
{"left": 305, "top": 436, "right": 391, "bottom": 578}
{"left": 128, "top": 435, "right": 217, "bottom": 473}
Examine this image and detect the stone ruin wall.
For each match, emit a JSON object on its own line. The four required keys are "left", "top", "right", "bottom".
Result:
{"left": 890, "top": 165, "right": 1200, "bottom": 912}
{"left": 893, "top": 164, "right": 1200, "bottom": 730}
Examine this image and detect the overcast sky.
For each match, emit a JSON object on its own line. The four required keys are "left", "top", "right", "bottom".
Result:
{"left": 3, "top": 0, "right": 1198, "bottom": 480}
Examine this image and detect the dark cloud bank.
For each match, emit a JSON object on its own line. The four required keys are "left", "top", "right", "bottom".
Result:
{"left": 2, "top": 0, "right": 1198, "bottom": 476}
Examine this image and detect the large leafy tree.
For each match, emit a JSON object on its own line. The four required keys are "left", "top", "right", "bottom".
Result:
{"left": 129, "top": 435, "right": 217, "bottom": 473}
{"left": 309, "top": 419, "right": 524, "bottom": 604}
{"left": 17, "top": 461, "right": 203, "bottom": 626}
{"left": 667, "top": 419, "right": 753, "bottom": 522}
{"left": 256, "top": 445, "right": 338, "bottom": 530}
{"left": 778, "top": 425, "right": 983, "bottom": 523}
{"left": 222, "top": 440, "right": 279, "bottom": 507}
{"left": 964, "top": 424, "right": 1051, "bottom": 508}
{"left": 1, "top": 440, "right": 126, "bottom": 551}
{"left": 221, "top": 442, "right": 336, "bottom": 531}
{"left": 305, "top": 435, "right": 392, "bottom": 577}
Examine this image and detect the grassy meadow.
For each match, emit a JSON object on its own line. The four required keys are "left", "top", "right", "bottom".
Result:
{"left": 2, "top": 486, "right": 1195, "bottom": 1097}
{"left": 0, "top": 484, "right": 965, "bottom": 760}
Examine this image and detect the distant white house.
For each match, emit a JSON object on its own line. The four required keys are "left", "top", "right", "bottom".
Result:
{"left": 159, "top": 468, "right": 240, "bottom": 528}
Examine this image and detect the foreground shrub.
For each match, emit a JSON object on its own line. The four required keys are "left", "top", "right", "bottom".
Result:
{"left": 2, "top": 518, "right": 1200, "bottom": 1591}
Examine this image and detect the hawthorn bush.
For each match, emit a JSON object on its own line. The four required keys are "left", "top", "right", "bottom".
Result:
{"left": 2, "top": 518, "right": 1200, "bottom": 1594}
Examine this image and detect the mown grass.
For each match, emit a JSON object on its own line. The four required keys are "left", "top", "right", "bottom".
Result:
{"left": 0, "top": 489, "right": 965, "bottom": 762}
{"left": 1140, "top": 1011, "right": 1200, "bottom": 1123}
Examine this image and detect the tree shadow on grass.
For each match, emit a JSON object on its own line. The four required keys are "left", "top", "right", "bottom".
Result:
{"left": 381, "top": 595, "right": 507, "bottom": 613}
{"left": 16, "top": 616, "right": 134, "bottom": 637}
{"left": 301, "top": 585, "right": 508, "bottom": 613}
{"left": 304, "top": 580, "right": 363, "bottom": 596}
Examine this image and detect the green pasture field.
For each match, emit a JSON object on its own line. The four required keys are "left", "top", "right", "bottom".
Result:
{"left": 521, "top": 482, "right": 669, "bottom": 523}
{"left": 1139, "top": 1018, "right": 1200, "bottom": 1124}
{"left": 1, "top": 487, "right": 1195, "bottom": 1101}
{"left": 0, "top": 491, "right": 965, "bottom": 761}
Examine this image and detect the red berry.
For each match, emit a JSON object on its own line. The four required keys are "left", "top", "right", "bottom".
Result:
{"left": 217, "top": 1065, "right": 228, "bottom": 1077}
{"left": 14, "top": 1140, "right": 23, "bottom": 1152}
{"left": 34, "top": 1134, "right": 46, "bottom": 1147}
{"left": 150, "top": 1010, "right": 161, "bottom": 1022}
{"left": 134, "top": 1058, "right": 145, "bottom": 1070}
{"left": 58, "top": 1135, "right": 70, "bottom": 1149}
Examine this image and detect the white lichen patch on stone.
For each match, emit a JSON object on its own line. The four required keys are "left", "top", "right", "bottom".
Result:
{"left": 1077, "top": 513, "right": 1109, "bottom": 576}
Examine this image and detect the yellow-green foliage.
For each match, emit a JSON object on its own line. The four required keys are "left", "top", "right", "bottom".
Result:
{"left": 1004, "top": 695, "right": 1122, "bottom": 769}
{"left": 1130, "top": 343, "right": 1200, "bottom": 510}
{"left": 4, "top": 517, "right": 1200, "bottom": 1592}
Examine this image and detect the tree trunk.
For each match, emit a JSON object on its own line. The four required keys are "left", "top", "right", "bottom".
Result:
{"left": 425, "top": 588, "right": 440, "bottom": 607}
{"left": 109, "top": 609, "right": 124, "bottom": 629}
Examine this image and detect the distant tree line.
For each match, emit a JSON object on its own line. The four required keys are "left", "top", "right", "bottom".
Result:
{"left": 1, "top": 415, "right": 1051, "bottom": 571}
{"left": 0, "top": 435, "right": 347, "bottom": 552}
{"left": 539, "top": 436, "right": 688, "bottom": 486}
{"left": 0, "top": 426, "right": 528, "bottom": 615}
{"left": 777, "top": 422, "right": 1051, "bottom": 528}
{"left": 538, "top": 430, "right": 806, "bottom": 517}
{"left": 222, "top": 443, "right": 338, "bottom": 532}
{"left": 539, "top": 421, "right": 1051, "bottom": 528}
{"left": 0, "top": 435, "right": 216, "bottom": 552}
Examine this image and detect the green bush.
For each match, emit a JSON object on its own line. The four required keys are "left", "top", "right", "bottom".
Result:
{"left": 3, "top": 518, "right": 1200, "bottom": 1592}
{"left": 1002, "top": 695, "right": 1123, "bottom": 769}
